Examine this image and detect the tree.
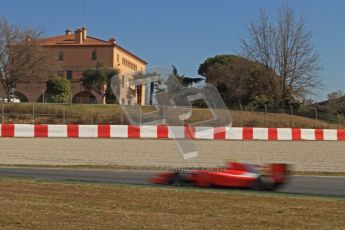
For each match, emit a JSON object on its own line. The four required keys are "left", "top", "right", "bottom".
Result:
{"left": 136, "top": 66, "right": 203, "bottom": 105}
{"left": 327, "top": 90, "right": 344, "bottom": 101}
{"left": 240, "top": 6, "right": 322, "bottom": 108}
{"left": 0, "top": 18, "right": 57, "bottom": 99}
{"left": 46, "top": 77, "right": 71, "bottom": 103}
{"left": 171, "top": 65, "right": 203, "bottom": 87}
{"left": 322, "top": 90, "right": 345, "bottom": 116}
{"left": 81, "top": 62, "right": 119, "bottom": 104}
{"left": 198, "top": 55, "right": 275, "bottom": 107}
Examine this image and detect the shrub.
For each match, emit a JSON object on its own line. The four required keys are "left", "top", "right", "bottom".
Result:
{"left": 46, "top": 77, "right": 71, "bottom": 103}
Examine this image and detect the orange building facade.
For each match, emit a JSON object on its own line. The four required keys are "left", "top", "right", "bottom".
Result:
{"left": 1, "top": 27, "right": 147, "bottom": 105}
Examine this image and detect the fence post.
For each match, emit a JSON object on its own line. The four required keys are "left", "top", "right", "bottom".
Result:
{"left": 42, "top": 89, "right": 45, "bottom": 103}
{"left": 264, "top": 105, "right": 267, "bottom": 126}
{"left": 163, "top": 104, "right": 166, "bottom": 126}
{"left": 120, "top": 108, "right": 123, "bottom": 125}
{"left": 183, "top": 106, "right": 186, "bottom": 125}
{"left": 338, "top": 114, "right": 341, "bottom": 128}
{"left": 63, "top": 105, "right": 66, "bottom": 124}
{"left": 1, "top": 103, "right": 4, "bottom": 124}
{"left": 91, "top": 104, "right": 94, "bottom": 125}
{"left": 314, "top": 107, "right": 318, "bottom": 121}
{"left": 239, "top": 104, "right": 243, "bottom": 127}
{"left": 32, "top": 103, "right": 35, "bottom": 124}
{"left": 139, "top": 106, "right": 142, "bottom": 126}
{"left": 290, "top": 105, "right": 293, "bottom": 127}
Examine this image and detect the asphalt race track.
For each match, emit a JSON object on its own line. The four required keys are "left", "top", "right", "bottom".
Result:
{"left": 0, "top": 167, "right": 344, "bottom": 197}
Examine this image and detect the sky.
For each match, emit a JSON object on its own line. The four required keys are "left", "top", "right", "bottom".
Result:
{"left": 1, "top": 0, "right": 344, "bottom": 100}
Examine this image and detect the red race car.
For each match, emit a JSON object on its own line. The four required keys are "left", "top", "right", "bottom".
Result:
{"left": 150, "top": 162, "right": 289, "bottom": 191}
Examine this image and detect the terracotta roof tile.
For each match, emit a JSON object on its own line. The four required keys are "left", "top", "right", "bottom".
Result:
{"left": 37, "top": 31, "right": 147, "bottom": 64}
{"left": 38, "top": 34, "right": 112, "bottom": 46}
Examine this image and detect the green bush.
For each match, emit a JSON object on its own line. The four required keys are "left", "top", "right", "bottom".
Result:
{"left": 46, "top": 77, "right": 71, "bottom": 103}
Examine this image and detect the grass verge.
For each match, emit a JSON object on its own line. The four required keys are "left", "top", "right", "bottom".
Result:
{"left": 2, "top": 102, "right": 343, "bottom": 128}
{"left": 0, "top": 177, "right": 344, "bottom": 229}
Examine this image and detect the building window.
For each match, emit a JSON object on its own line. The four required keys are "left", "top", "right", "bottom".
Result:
{"left": 58, "top": 71, "right": 64, "bottom": 77}
{"left": 121, "top": 57, "right": 138, "bottom": 71}
{"left": 67, "top": 71, "right": 73, "bottom": 80}
{"left": 117, "top": 54, "right": 119, "bottom": 62}
{"left": 92, "top": 51, "right": 97, "bottom": 60}
{"left": 58, "top": 52, "right": 64, "bottom": 61}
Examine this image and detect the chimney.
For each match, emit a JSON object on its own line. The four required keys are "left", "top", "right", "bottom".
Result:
{"left": 74, "top": 29, "right": 82, "bottom": 44}
{"left": 81, "top": 27, "right": 87, "bottom": 41}
{"left": 65, "top": 28, "right": 72, "bottom": 35}
{"left": 108, "top": 37, "right": 116, "bottom": 44}
{"left": 25, "top": 36, "right": 32, "bottom": 43}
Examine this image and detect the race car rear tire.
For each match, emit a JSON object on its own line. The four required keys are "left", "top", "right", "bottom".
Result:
{"left": 251, "top": 176, "right": 274, "bottom": 191}
{"left": 251, "top": 177, "right": 265, "bottom": 191}
{"left": 170, "top": 172, "right": 182, "bottom": 186}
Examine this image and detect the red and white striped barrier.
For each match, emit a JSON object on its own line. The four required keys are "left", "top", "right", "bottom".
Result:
{"left": 0, "top": 124, "right": 344, "bottom": 141}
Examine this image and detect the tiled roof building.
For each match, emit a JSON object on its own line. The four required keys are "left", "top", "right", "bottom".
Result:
{"left": 1, "top": 27, "right": 147, "bottom": 105}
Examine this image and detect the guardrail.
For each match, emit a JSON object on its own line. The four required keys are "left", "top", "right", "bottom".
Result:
{"left": 1, "top": 124, "right": 344, "bottom": 140}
